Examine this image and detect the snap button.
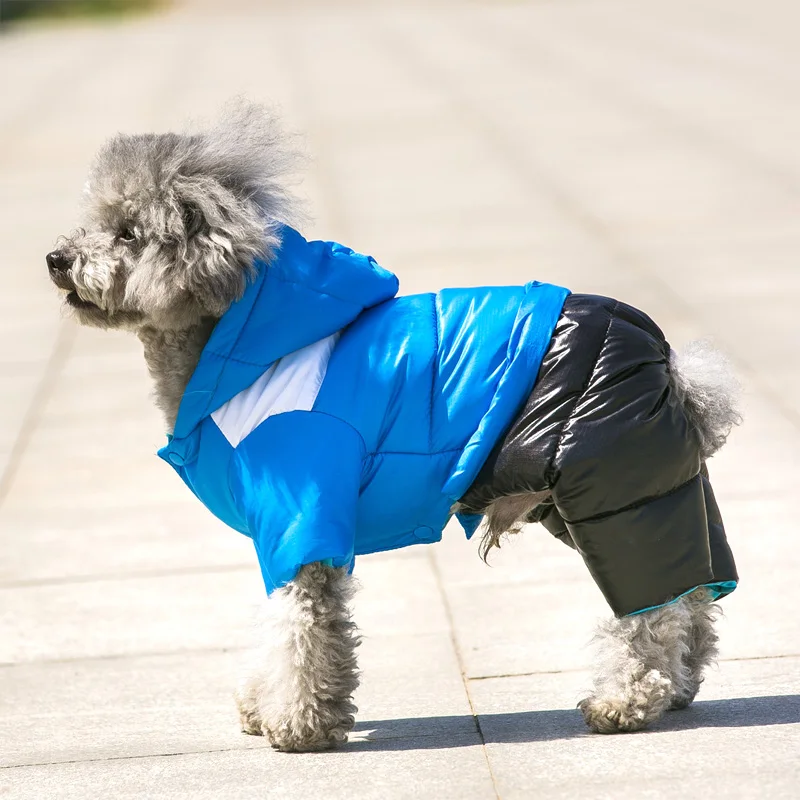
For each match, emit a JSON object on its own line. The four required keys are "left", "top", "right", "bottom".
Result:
{"left": 162, "top": 434, "right": 198, "bottom": 468}
{"left": 413, "top": 526, "right": 435, "bottom": 540}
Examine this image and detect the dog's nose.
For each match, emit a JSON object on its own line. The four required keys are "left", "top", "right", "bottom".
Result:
{"left": 46, "top": 251, "right": 71, "bottom": 273}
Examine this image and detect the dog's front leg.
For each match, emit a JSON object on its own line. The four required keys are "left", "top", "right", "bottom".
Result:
{"left": 235, "top": 562, "right": 360, "bottom": 752}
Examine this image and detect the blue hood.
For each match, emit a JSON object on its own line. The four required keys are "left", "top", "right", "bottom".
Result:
{"left": 172, "top": 227, "right": 399, "bottom": 439}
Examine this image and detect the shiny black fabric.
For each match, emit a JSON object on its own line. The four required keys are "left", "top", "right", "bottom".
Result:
{"left": 459, "top": 294, "right": 738, "bottom": 617}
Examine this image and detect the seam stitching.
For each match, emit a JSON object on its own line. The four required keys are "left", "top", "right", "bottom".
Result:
{"left": 545, "top": 301, "right": 618, "bottom": 484}
{"left": 428, "top": 294, "right": 440, "bottom": 452}
{"left": 564, "top": 471, "right": 700, "bottom": 525}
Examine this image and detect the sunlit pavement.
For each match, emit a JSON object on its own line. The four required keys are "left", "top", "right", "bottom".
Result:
{"left": 1, "top": 1, "right": 799, "bottom": 797}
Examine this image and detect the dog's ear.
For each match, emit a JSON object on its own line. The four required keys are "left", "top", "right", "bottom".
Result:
{"left": 171, "top": 175, "right": 264, "bottom": 316}
{"left": 182, "top": 202, "right": 204, "bottom": 239}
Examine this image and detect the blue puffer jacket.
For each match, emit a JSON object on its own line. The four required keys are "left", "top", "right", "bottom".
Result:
{"left": 159, "top": 227, "right": 569, "bottom": 593}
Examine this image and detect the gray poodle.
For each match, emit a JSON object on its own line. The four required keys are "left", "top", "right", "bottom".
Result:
{"left": 47, "top": 103, "right": 741, "bottom": 752}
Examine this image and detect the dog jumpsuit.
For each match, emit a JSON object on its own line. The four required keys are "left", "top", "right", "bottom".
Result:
{"left": 158, "top": 227, "right": 737, "bottom": 616}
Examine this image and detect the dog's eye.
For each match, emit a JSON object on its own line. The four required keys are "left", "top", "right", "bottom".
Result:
{"left": 118, "top": 227, "right": 136, "bottom": 243}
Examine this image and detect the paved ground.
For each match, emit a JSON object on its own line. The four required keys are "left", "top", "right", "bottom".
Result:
{"left": 2, "top": 0, "right": 800, "bottom": 797}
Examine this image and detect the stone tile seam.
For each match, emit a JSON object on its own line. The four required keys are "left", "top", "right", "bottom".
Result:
{"left": 0, "top": 645, "right": 248, "bottom": 670}
{"left": 0, "top": 725, "right": 484, "bottom": 771}
{"left": 427, "top": 550, "right": 502, "bottom": 800}
{"left": 0, "top": 323, "right": 76, "bottom": 508}
{"left": 0, "top": 744, "right": 256, "bottom": 772}
{"left": 0, "top": 629, "right": 471, "bottom": 668}
{"left": 465, "top": 652, "right": 800, "bottom": 683}
{"left": 5, "top": 649, "right": 791, "bottom": 673}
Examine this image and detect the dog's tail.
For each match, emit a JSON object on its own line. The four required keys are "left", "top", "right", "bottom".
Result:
{"left": 669, "top": 340, "right": 742, "bottom": 460}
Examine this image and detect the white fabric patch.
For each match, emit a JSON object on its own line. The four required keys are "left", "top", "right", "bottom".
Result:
{"left": 211, "top": 333, "right": 339, "bottom": 447}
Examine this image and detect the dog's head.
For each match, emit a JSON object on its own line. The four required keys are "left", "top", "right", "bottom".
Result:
{"left": 47, "top": 102, "right": 299, "bottom": 331}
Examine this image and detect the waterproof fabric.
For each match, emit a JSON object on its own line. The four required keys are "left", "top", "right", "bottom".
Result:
{"left": 458, "top": 294, "right": 738, "bottom": 617}
{"left": 158, "top": 226, "right": 569, "bottom": 593}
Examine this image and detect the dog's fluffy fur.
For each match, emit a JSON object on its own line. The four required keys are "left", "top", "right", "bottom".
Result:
{"left": 47, "top": 102, "right": 741, "bottom": 751}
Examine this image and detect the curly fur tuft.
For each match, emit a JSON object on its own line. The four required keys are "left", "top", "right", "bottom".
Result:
{"left": 669, "top": 341, "right": 743, "bottom": 459}
{"left": 479, "top": 491, "right": 550, "bottom": 561}
{"left": 188, "top": 98, "right": 304, "bottom": 228}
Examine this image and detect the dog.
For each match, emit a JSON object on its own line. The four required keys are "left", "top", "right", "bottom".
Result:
{"left": 47, "top": 102, "right": 741, "bottom": 752}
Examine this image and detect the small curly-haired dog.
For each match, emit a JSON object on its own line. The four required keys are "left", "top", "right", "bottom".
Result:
{"left": 47, "top": 103, "right": 741, "bottom": 752}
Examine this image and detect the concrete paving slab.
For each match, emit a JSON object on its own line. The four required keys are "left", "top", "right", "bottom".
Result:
{"left": 0, "top": 504, "right": 252, "bottom": 585}
{"left": 0, "top": 366, "right": 41, "bottom": 453}
{"left": 467, "top": 658, "right": 800, "bottom": 799}
{"left": 352, "top": 552, "right": 452, "bottom": 640}
{"left": 0, "top": 570, "right": 259, "bottom": 663}
{"left": 0, "top": 631, "right": 476, "bottom": 769}
{"left": 431, "top": 527, "right": 603, "bottom": 677}
{"left": 352, "top": 632, "right": 478, "bottom": 742}
{"left": 0, "top": 550, "right": 452, "bottom": 663}
{"left": 2, "top": 450, "right": 192, "bottom": 512}
{"left": 0, "top": 651, "right": 251, "bottom": 768}
{"left": 435, "top": 577, "right": 602, "bottom": 679}
{"left": 2, "top": 742, "right": 496, "bottom": 800}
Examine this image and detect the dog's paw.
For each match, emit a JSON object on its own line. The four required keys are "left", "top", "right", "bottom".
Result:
{"left": 262, "top": 700, "right": 357, "bottom": 753}
{"left": 234, "top": 685, "right": 264, "bottom": 736}
{"left": 667, "top": 694, "right": 693, "bottom": 711}
{"left": 238, "top": 707, "right": 264, "bottom": 736}
{"left": 579, "top": 697, "right": 650, "bottom": 733}
{"left": 579, "top": 669, "right": 673, "bottom": 733}
{"left": 668, "top": 681, "right": 701, "bottom": 711}
{"left": 265, "top": 720, "right": 352, "bottom": 753}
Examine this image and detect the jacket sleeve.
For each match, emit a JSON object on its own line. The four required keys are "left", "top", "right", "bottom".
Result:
{"left": 229, "top": 411, "right": 365, "bottom": 593}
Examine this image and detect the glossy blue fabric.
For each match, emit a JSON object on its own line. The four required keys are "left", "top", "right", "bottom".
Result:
{"left": 159, "top": 227, "right": 569, "bottom": 593}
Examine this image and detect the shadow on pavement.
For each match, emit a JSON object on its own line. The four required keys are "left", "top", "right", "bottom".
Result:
{"left": 654, "top": 694, "right": 800, "bottom": 731}
{"left": 351, "top": 694, "right": 800, "bottom": 751}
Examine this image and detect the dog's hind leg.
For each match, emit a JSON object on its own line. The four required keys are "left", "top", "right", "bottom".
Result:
{"left": 579, "top": 590, "right": 716, "bottom": 733}
{"left": 235, "top": 562, "right": 360, "bottom": 752}
{"left": 669, "top": 587, "right": 721, "bottom": 709}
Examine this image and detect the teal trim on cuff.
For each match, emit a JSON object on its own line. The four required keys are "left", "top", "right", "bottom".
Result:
{"left": 626, "top": 580, "right": 738, "bottom": 617}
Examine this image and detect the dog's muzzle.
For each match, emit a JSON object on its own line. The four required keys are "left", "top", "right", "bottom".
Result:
{"left": 46, "top": 250, "right": 72, "bottom": 275}
{"left": 46, "top": 250, "right": 95, "bottom": 308}
{"left": 46, "top": 250, "right": 78, "bottom": 295}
